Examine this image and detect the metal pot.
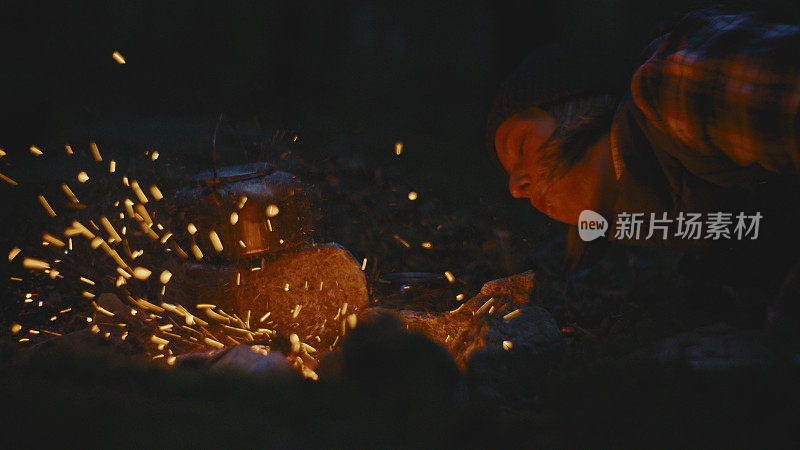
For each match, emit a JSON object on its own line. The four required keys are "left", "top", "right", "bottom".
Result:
{"left": 171, "top": 162, "right": 313, "bottom": 266}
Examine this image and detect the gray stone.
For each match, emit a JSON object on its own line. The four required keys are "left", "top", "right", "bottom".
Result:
{"left": 644, "top": 322, "right": 775, "bottom": 370}
{"left": 362, "top": 272, "right": 562, "bottom": 369}
{"left": 210, "top": 344, "right": 291, "bottom": 375}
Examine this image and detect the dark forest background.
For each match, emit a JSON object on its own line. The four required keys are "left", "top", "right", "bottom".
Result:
{"left": 3, "top": 0, "right": 714, "bottom": 155}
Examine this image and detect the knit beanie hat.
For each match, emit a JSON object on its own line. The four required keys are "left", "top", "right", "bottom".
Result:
{"left": 486, "top": 41, "right": 637, "bottom": 155}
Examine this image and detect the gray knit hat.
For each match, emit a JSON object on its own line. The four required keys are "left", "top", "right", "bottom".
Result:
{"left": 486, "top": 41, "right": 636, "bottom": 155}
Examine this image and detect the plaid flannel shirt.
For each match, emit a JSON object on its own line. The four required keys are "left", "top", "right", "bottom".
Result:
{"left": 629, "top": 9, "right": 800, "bottom": 180}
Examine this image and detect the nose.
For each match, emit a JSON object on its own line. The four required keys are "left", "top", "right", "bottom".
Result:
{"left": 508, "top": 173, "right": 532, "bottom": 198}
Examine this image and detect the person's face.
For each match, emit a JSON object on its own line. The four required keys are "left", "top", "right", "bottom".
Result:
{"left": 494, "top": 106, "right": 608, "bottom": 225}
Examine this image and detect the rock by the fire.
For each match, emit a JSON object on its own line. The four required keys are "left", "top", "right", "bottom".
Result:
{"left": 212, "top": 345, "right": 292, "bottom": 375}
{"left": 479, "top": 270, "right": 536, "bottom": 305}
{"left": 360, "top": 272, "right": 563, "bottom": 406}
{"left": 169, "top": 242, "right": 368, "bottom": 352}
{"left": 172, "top": 344, "right": 292, "bottom": 376}
{"left": 318, "top": 312, "right": 462, "bottom": 407}
{"left": 362, "top": 272, "right": 562, "bottom": 369}
{"left": 642, "top": 322, "right": 775, "bottom": 370}
{"left": 233, "top": 242, "right": 368, "bottom": 350}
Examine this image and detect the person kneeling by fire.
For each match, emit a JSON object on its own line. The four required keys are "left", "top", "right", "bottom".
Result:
{"left": 488, "top": 7, "right": 800, "bottom": 353}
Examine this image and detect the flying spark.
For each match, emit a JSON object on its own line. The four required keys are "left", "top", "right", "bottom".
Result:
{"left": 209, "top": 230, "right": 223, "bottom": 253}
{"left": 112, "top": 51, "right": 126, "bottom": 64}
{"left": 159, "top": 270, "right": 172, "bottom": 284}
{"left": 22, "top": 258, "right": 49, "bottom": 270}
{"left": 132, "top": 267, "right": 152, "bottom": 280}
{"left": 90, "top": 142, "right": 102, "bottom": 161}
{"left": 0, "top": 172, "right": 18, "bottom": 186}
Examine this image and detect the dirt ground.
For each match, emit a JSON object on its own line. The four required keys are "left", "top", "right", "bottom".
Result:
{"left": 1, "top": 114, "right": 798, "bottom": 447}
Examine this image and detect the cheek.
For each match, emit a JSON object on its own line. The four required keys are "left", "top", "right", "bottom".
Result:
{"left": 545, "top": 168, "right": 599, "bottom": 221}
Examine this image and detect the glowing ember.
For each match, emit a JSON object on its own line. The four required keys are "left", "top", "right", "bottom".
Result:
{"left": 112, "top": 51, "right": 126, "bottom": 64}
{"left": 503, "top": 309, "right": 521, "bottom": 321}
{"left": 190, "top": 244, "right": 203, "bottom": 260}
{"left": 29, "top": 146, "right": 43, "bottom": 156}
{"left": 130, "top": 180, "right": 148, "bottom": 203}
{"left": 230, "top": 212, "right": 239, "bottom": 225}
{"left": 0, "top": 172, "right": 18, "bottom": 186}
{"left": 159, "top": 270, "right": 172, "bottom": 284}
{"left": 393, "top": 235, "right": 411, "bottom": 248}
{"left": 266, "top": 204, "right": 280, "bottom": 217}
{"left": 149, "top": 185, "right": 164, "bottom": 201}
{"left": 187, "top": 223, "right": 197, "bottom": 235}
{"left": 150, "top": 151, "right": 159, "bottom": 161}
{"left": 100, "top": 216, "right": 122, "bottom": 242}
{"left": 109, "top": 160, "right": 116, "bottom": 172}
{"left": 8, "top": 247, "right": 21, "bottom": 262}
{"left": 90, "top": 142, "right": 102, "bottom": 162}
{"left": 208, "top": 230, "right": 224, "bottom": 253}
{"left": 77, "top": 171, "right": 89, "bottom": 183}
{"left": 132, "top": 266, "right": 152, "bottom": 280}
{"left": 92, "top": 301, "right": 115, "bottom": 316}
{"left": 407, "top": 191, "right": 418, "bottom": 201}
{"left": 61, "top": 184, "right": 80, "bottom": 204}
{"left": 42, "top": 233, "right": 65, "bottom": 247}
{"left": 475, "top": 297, "right": 494, "bottom": 316}
{"left": 10, "top": 323, "right": 22, "bottom": 334}
{"left": 22, "top": 258, "right": 49, "bottom": 270}
{"left": 502, "top": 340, "right": 513, "bottom": 350}
{"left": 444, "top": 271, "right": 456, "bottom": 283}
{"left": 394, "top": 140, "right": 403, "bottom": 155}
{"left": 421, "top": 241, "right": 432, "bottom": 249}
{"left": 204, "top": 337, "right": 224, "bottom": 348}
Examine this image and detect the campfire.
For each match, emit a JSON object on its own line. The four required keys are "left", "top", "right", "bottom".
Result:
{"left": 4, "top": 140, "right": 562, "bottom": 382}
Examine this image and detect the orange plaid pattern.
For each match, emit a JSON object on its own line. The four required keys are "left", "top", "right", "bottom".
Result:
{"left": 630, "top": 9, "right": 800, "bottom": 175}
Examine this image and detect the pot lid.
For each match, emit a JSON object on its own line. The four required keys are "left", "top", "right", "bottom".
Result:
{"left": 191, "top": 162, "right": 276, "bottom": 187}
